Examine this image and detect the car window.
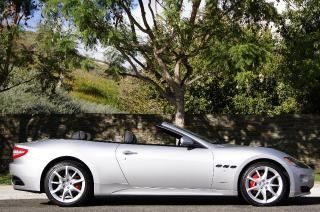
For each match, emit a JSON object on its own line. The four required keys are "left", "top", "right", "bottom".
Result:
{"left": 141, "top": 127, "right": 182, "bottom": 147}
{"left": 173, "top": 125, "right": 217, "bottom": 144}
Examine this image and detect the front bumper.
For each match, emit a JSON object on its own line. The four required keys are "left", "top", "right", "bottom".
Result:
{"left": 289, "top": 166, "right": 314, "bottom": 197}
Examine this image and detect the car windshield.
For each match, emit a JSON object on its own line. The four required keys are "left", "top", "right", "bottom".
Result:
{"left": 173, "top": 125, "right": 217, "bottom": 144}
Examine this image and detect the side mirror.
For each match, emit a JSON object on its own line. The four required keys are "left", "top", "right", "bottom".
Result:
{"left": 180, "top": 136, "right": 194, "bottom": 147}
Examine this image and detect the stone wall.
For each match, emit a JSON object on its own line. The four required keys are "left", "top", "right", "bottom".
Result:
{"left": 1, "top": 114, "right": 320, "bottom": 172}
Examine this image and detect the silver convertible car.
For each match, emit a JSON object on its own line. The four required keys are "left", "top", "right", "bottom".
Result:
{"left": 10, "top": 122, "right": 314, "bottom": 207}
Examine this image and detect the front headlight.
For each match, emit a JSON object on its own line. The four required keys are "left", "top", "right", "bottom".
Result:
{"left": 284, "top": 157, "right": 310, "bottom": 169}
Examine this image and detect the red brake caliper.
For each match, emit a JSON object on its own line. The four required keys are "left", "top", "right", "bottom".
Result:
{"left": 249, "top": 174, "right": 259, "bottom": 189}
{"left": 74, "top": 175, "right": 82, "bottom": 190}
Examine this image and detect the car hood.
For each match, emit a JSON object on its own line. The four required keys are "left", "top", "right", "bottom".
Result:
{"left": 210, "top": 143, "right": 290, "bottom": 157}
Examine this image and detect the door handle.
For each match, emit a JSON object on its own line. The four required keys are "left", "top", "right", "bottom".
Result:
{"left": 122, "top": 150, "right": 138, "bottom": 155}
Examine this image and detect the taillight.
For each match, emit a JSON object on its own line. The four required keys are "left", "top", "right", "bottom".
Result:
{"left": 12, "top": 146, "right": 28, "bottom": 159}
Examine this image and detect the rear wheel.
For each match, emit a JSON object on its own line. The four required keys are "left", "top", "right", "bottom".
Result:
{"left": 44, "top": 161, "right": 92, "bottom": 207}
{"left": 240, "top": 162, "right": 288, "bottom": 206}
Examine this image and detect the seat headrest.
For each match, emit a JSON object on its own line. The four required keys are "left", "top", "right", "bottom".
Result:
{"left": 124, "top": 130, "right": 137, "bottom": 144}
{"left": 71, "top": 131, "right": 92, "bottom": 140}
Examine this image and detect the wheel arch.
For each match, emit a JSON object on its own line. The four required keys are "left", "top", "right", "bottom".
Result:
{"left": 236, "top": 158, "right": 291, "bottom": 197}
{"left": 40, "top": 156, "right": 94, "bottom": 193}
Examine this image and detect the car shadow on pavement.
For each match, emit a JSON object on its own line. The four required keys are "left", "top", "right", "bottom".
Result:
{"left": 281, "top": 197, "right": 320, "bottom": 206}
{"left": 41, "top": 196, "right": 320, "bottom": 207}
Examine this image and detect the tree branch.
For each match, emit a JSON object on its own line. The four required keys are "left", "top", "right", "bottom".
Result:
{"left": 138, "top": 0, "right": 154, "bottom": 39}
{"left": 16, "top": 12, "right": 25, "bottom": 26}
{"left": 189, "top": 0, "right": 201, "bottom": 25}
{"left": 177, "top": 0, "right": 184, "bottom": 12}
{"left": 118, "top": 49, "right": 174, "bottom": 103}
{"left": 127, "top": 14, "right": 138, "bottom": 43}
{"left": 153, "top": 47, "right": 176, "bottom": 88}
{"left": 127, "top": 53, "right": 147, "bottom": 70}
{"left": 0, "top": 78, "right": 34, "bottom": 93}
{"left": 120, "top": 2, "right": 148, "bottom": 34}
{"left": 181, "top": 57, "right": 193, "bottom": 85}
{"left": 186, "top": 75, "right": 203, "bottom": 85}
{"left": 148, "top": 0, "right": 158, "bottom": 30}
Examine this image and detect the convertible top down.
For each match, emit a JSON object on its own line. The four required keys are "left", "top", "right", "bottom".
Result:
{"left": 10, "top": 122, "right": 314, "bottom": 206}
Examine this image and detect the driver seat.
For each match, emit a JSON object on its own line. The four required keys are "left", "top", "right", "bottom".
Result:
{"left": 124, "top": 130, "right": 137, "bottom": 144}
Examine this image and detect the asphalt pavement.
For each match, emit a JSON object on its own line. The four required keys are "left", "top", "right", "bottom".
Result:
{"left": 0, "top": 196, "right": 320, "bottom": 212}
{"left": 0, "top": 185, "right": 320, "bottom": 212}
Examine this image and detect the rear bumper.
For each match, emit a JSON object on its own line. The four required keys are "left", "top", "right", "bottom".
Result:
{"left": 9, "top": 160, "right": 43, "bottom": 193}
{"left": 289, "top": 166, "right": 314, "bottom": 197}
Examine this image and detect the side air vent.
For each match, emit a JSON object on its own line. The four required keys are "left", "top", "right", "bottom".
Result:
{"left": 301, "top": 186, "right": 310, "bottom": 193}
{"left": 12, "top": 176, "right": 25, "bottom": 186}
{"left": 215, "top": 164, "right": 237, "bottom": 169}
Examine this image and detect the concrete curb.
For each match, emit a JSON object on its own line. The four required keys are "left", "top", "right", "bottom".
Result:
{"left": 0, "top": 186, "right": 46, "bottom": 200}
{"left": 0, "top": 184, "right": 319, "bottom": 200}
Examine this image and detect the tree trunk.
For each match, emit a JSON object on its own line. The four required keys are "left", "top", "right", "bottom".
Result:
{"left": 174, "top": 87, "right": 185, "bottom": 128}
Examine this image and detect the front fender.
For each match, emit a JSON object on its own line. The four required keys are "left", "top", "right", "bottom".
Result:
{"left": 232, "top": 155, "right": 295, "bottom": 196}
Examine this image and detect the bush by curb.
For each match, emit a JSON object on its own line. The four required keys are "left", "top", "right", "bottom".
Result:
{"left": 0, "top": 173, "right": 11, "bottom": 185}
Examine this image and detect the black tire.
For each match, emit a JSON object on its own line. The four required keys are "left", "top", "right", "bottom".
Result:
{"left": 239, "top": 162, "right": 288, "bottom": 206}
{"left": 44, "top": 160, "right": 93, "bottom": 207}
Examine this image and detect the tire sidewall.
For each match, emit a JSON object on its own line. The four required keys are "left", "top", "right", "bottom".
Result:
{"left": 240, "top": 162, "right": 288, "bottom": 206}
{"left": 44, "top": 161, "right": 92, "bottom": 207}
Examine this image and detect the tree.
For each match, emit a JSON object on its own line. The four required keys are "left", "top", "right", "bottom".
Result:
{"left": 280, "top": 0, "right": 320, "bottom": 113}
{"left": 43, "top": 0, "right": 281, "bottom": 126}
{"left": 0, "top": 0, "right": 37, "bottom": 92}
{"left": 34, "top": 22, "right": 79, "bottom": 94}
{"left": 43, "top": 0, "right": 207, "bottom": 126}
{"left": 186, "top": 1, "right": 286, "bottom": 115}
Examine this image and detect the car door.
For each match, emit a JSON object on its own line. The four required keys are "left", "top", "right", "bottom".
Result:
{"left": 115, "top": 143, "right": 214, "bottom": 189}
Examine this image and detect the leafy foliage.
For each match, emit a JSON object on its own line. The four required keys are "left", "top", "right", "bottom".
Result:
{"left": 41, "top": 0, "right": 284, "bottom": 126}
{"left": 1, "top": 0, "right": 320, "bottom": 117}
{"left": 0, "top": 84, "right": 81, "bottom": 114}
{"left": 0, "top": 83, "right": 120, "bottom": 114}
{"left": 33, "top": 23, "right": 80, "bottom": 94}
{"left": 186, "top": 18, "right": 296, "bottom": 115}
{"left": 280, "top": 0, "right": 320, "bottom": 113}
{"left": 0, "top": 0, "right": 39, "bottom": 92}
{"left": 118, "top": 77, "right": 170, "bottom": 114}
{"left": 0, "top": 172, "right": 11, "bottom": 185}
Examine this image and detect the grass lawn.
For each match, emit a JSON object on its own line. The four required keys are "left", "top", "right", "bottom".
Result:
{"left": 0, "top": 172, "right": 11, "bottom": 185}
{"left": 70, "top": 70, "right": 120, "bottom": 108}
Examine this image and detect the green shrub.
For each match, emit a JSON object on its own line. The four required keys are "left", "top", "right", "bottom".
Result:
{"left": 0, "top": 84, "right": 120, "bottom": 114}
{"left": 316, "top": 172, "right": 320, "bottom": 182}
{"left": 0, "top": 85, "right": 80, "bottom": 114}
{"left": 0, "top": 172, "right": 11, "bottom": 185}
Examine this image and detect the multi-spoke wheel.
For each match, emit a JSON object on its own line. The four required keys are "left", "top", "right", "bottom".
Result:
{"left": 240, "top": 162, "right": 288, "bottom": 206}
{"left": 44, "top": 161, "right": 92, "bottom": 206}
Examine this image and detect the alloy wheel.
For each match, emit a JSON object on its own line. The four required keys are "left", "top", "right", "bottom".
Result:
{"left": 48, "top": 165, "right": 86, "bottom": 204}
{"left": 244, "top": 166, "right": 284, "bottom": 204}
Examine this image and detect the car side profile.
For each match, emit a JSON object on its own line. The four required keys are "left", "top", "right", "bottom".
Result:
{"left": 10, "top": 122, "right": 314, "bottom": 207}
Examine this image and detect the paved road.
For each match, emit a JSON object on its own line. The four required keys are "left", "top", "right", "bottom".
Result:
{"left": 0, "top": 196, "right": 320, "bottom": 212}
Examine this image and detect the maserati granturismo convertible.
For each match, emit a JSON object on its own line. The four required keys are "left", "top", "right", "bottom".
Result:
{"left": 10, "top": 122, "right": 314, "bottom": 207}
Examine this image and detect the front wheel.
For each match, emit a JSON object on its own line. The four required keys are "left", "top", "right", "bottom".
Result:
{"left": 240, "top": 162, "right": 288, "bottom": 206}
{"left": 44, "top": 161, "right": 92, "bottom": 207}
